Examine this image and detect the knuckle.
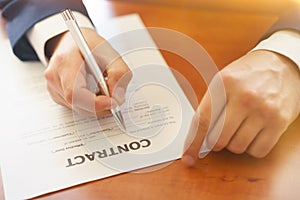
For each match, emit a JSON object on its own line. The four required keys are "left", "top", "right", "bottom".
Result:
{"left": 239, "top": 89, "right": 260, "bottom": 109}
{"left": 197, "top": 116, "right": 211, "bottom": 134}
{"left": 272, "top": 112, "right": 289, "bottom": 130}
{"left": 260, "top": 102, "right": 288, "bottom": 127}
{"left": 44, "top": 68, "right": 55, "bottom": 82}
{"left": 50, "top": 53, "right": 65, "bottom": 65}
{"left": 221, "top": 71, "right": 238, "bottom": 87}
{"left": 261, "top": 102, "right": 279, "bottom": 116}
{"left": 45, "top": 54, "right": 66, "bottom": 81}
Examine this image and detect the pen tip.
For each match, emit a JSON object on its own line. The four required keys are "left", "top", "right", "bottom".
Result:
{"left": 120, "top": 120, "right": 127, "bottom": 131}
{"left": 113, "top": 110, "right": 126, "bottom": 131}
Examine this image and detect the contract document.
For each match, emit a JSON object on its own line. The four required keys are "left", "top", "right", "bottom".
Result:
{"left": 0, "top": 13, "right": 194, "bottom": 200}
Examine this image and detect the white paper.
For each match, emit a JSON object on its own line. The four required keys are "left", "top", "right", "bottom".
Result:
{"left": 0, "top": 14, "right": 194, "bottom": 200}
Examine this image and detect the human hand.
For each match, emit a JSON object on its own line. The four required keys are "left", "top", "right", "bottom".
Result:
{"left": 44, "top": 28, "right": 131, "bottom": 116}
{"left": 183, "top": 50, "right": 300, "bottom": 165}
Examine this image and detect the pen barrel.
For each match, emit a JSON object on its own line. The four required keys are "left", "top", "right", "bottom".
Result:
{"left": 63, "top": 10, "right": 110, "bottom": 97}
{"left": 85, "top": 54, "right": 110, "bottom": 96}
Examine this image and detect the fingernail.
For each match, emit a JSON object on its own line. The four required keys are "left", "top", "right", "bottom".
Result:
{"left": 199, "top": 150, "right": 210, "bottom": 159}
{"left": 198, "top": 139, "right": 210, "bottom": 158}
{"left": 182, "top": 155, "right": 195, "bottom": 167}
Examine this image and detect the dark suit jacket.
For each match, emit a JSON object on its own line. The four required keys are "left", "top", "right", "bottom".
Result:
{"left": 0, "top": 0, "right": 90, "bottom": 61}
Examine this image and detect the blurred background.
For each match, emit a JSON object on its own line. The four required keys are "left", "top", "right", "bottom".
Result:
{"left": 111, "top": 0, "right": 298, "bottom": 14}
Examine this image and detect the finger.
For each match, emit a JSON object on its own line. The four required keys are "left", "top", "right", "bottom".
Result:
{"left": 70, "top": 88, "right": 112, "bottom": 117}
{"left": 72, "top": 105, "right": 110, "bottom": 117}
{"left": 201, "top": 73, "right": 227, "bottom": 156}
{"left": 107, "top": 59, "right": 132, "bottom": 105}
{"left": 204, "top": 107, "right": 226, "bottom": 155}
{"left": 57, "top": 60, "right": 115, "bottom": 115}
{"left": 72, "top": 86, "right": 115, "bottom": 115}
{"left": 94, "top": 109, "right": 111, "bottom": 117}
{"left": 246, "top": 128, "right": 282, "bottom": 158}
{"left": 226, "top": 115, "right": 263, "bottom": 154}
{"left": 182, "top": 86, "right": 216, "bottom": 165}
{"left": 110, "top": 69, "right": 132, "bottom": 105}
{"left": 211, "top": 100, "right": 246, "bottom": 152}
{"left": 49, "top": 82, "right": 111, "bottom": 117}
{"left": 182, "top": 100, "right": 208, "bottom": 167}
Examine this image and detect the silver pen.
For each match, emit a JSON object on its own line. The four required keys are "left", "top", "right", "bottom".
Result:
{"left": 62, "top": 9, "right": 126, "bottom": 130}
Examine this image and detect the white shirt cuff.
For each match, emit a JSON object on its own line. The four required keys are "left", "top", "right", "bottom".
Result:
{"left": 251, "top": 30, "right": 300, "bottom": 71}
{"left": 26, "top": 12, "right": 94, "bottom": 66}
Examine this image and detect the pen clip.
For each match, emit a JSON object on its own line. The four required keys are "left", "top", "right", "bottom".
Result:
{"left": 62, "top": 8, "right": 76, "bottom": 21}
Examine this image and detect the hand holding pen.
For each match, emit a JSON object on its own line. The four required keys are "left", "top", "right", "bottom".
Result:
{"left": 44, "top": 9, "right": 131, "bottom": 129}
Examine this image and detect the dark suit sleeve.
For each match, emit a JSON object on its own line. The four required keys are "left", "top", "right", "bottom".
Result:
{"left": 261, "top": 7, "right": 300, "bottom": 40}
{"left": 0, "top": 0, "right": 90, "bottom": 61}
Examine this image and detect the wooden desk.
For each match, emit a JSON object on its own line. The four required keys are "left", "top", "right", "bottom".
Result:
{"left": 1, "top": 1, "right": 300, "bottom": 199}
